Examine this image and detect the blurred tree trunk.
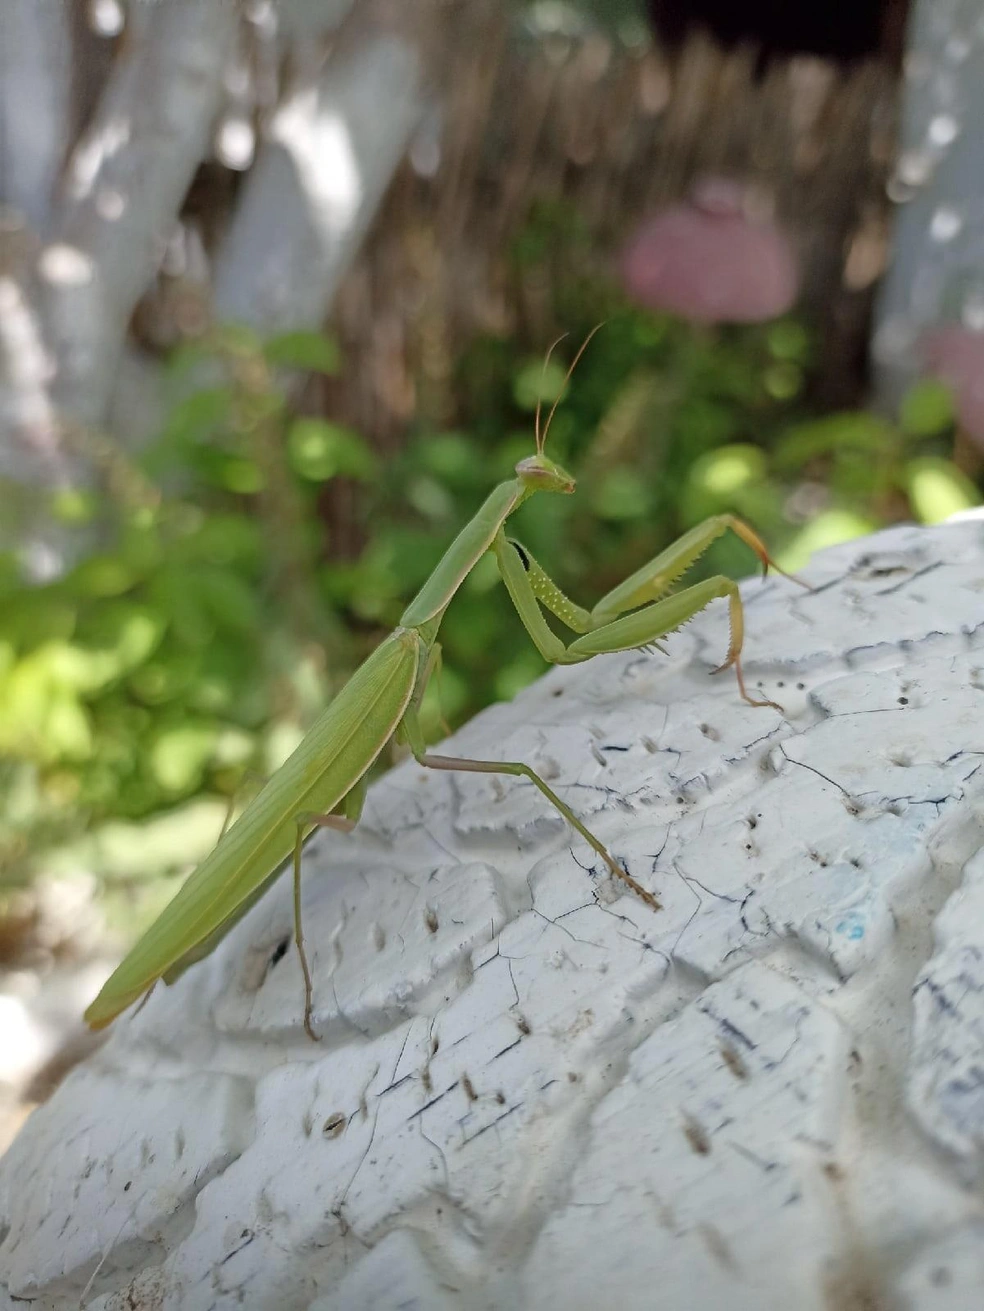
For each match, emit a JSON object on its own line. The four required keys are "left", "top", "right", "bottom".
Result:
{"left": 873, "top": 0, "right": 982, "bottom": 406}
{"left": 0, "top": 0, "right": 428, "bottom": 572}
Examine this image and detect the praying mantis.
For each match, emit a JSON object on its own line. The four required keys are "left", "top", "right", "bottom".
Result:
{"left": 85, "top": 333, "right": 797, "bottom": 1040}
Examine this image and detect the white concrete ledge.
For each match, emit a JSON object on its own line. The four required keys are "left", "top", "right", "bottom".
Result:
{"left": 4, "top": 520, "right": 984, "bottom": 1309}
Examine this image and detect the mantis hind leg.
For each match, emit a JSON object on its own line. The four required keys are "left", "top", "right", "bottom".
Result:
{"left": 415, "top": 749, "right": 661, "bottom": 913}
{"left": 292, "top": 774, "right": 369, "bottom": 1041}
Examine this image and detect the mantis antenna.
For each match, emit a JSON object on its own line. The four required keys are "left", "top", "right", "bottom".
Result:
{"left": 536, "top": 322, "right": 607, "bottom": 454}
{"left": 534, "top": 333, "right": 568, "bottom": 454}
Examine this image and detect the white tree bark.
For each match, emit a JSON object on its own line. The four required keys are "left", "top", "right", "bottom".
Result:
{"left": 36, "top": 0, "right": 239, "bottom": 433}
{"left": 212, "top": 15, "right": 424, "bottom": 332}
{"left": 3, "top": 520, "right": 984, "bottom": 1309}
{"left": 873, "top": 0, "right": 984, "bottom": 405}
{"left": 0, "top": 0, "right": 426, "bottom": 561}
{"left": 0, "top": 0, "right": 73, "bottom": 232}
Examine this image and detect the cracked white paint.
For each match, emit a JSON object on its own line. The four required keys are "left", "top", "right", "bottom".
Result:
{"left": 4, "top": 521, "right": 984, "bottom": 1309}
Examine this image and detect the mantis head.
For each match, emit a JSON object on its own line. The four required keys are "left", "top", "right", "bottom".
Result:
{"left": 515, "top": 452, "right": 576, "bottom": 494}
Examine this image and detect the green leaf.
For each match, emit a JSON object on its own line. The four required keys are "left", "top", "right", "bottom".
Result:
{"left": 591, "top": 467, "right": 652, "bottom": 521}
{"left": 0, "top": 658, "right": 93, "bottom": 762}
{"left": 212, "top": 726, "right": 256, "bottom": 769}
{"left": 287, "top": 419, "right": 376, "bottom": 482}
{"left": 774, "top": 413, "right": 895, "bottom": 469}
{"left": 513, "top": 359, "right": 568, "bottom": 412}
{"left": 494, "top": 650, "right": 547, "bottom": 702}
{"left": 680, "top": 444, "right": 770, "bottom": 523}
{"left": 766, "top": 320, "right": 811, "bottom": 364}
{"left": 690, "top": 444, "right": 768, "bottom": 497}
{"left": 118, "top": 522, "right": 165, "bottom": 575}
{"left": 186, "top": 644, "right": 252, "bottom": 716}
{"left": 67, "top": 554, "right": 136, "bottom": 599}
{"left": 148, "top": 570, "right": 215, "bottom": 647}
{"left": 263, "top": 719, "right": 306, "bottom": 774}
{"left": 905, "top": 457, "right": 979, "bottom": 524}
{"left": 149, "top": 722, "right": 219, "bottom": 794}
{"left": 127, "top": 649, "right": 201, "bottom": 706}
{"left": 196, "top": 567, "right": 260, "bottom": 635}
{"left": 778, "top": 508, "right": 877, "bottom": 573}
{"left": 763, "top": 361, "right": 803, "bottom": 401}
{"left": 43, "top": 798, "right": 231, "bottom": 883}
{"left": 219, "top": 456, "right": 264, "bottom": 494}
{"left": 75, "top": 603, "right": 167, "bottom": 678}
{"left": 407, "top": 474, "right": 455, "bottom": 522}
{"left": 50, "top": 488, "right": 99, "bottom": 525}
{"left": 899, "top": 379, "right": 955, "bottom": 438}
{"left": 162, "top": 387, "right": 233, "bottom": 447}
{"left": 0, "top": 552, "right": 22, "bottom": 601}
{"left": 45, "top": 692, "right": 94, "bottom": 762}
{"left": 192, "top": 514, "right": 263, "bottom": 567}
{"left": 0, "top": 590, "right": 76, "bottom": 651}
{"left": 418, "top": 433, "right": 485, "bottom": 486}
{"left": 265, "top": 331, "right": 340, "bottom": 375}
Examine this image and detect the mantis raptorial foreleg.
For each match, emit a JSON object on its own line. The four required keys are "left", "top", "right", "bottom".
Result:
{"left": 496, "top": 513, "right": 806, "bottom": 710}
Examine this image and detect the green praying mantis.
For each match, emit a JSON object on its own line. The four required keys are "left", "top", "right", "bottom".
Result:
{"left": 85, "top": 333, "right": 798, "bottom": 1040}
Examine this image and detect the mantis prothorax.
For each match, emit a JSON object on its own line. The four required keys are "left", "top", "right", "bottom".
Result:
{"left": 85, "top": 333, "right": 798, "bottom": 1039}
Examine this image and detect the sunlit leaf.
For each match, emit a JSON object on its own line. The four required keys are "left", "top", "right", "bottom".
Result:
{"left": 149, "top": 722, "right": 219, "bottom": 794}
{"left": 778, "top": 509, "right": 877, "bottom": 573}
{"left": 75, "top": 603, "right": 167, "bottom": 677}
{"left": 265, "top": 331, "right": 340, "bottom": 375}
{"left": 899, "top": 379, "right": 955, "bottom": 438}
{"left": 766, "top": 320, "right": 810, "bottom": 363}
{"left": 162, "top": 388, "right": 233, "bottom": 447}
{"left": 287, "top": 419, "right": 376, "bottom": 482}
{"left": 128, "top": 649, "right": 201, "bottom": 706}
{"left": 513, "top": 358, "right": 568, "bottom": 412}
{"left": 50, "top": 488, "right": 98, "bottom": 525}
{"left": 774, "top": 413, "right": 895, "bottom": 468}
{"left": 763, "top": 362, "right": 802, "bottom": 400}
{"left": 45, "top": 693, "right": 94, "bottom": 762}
{"left": 67, "top": 554, "right": 136, "bottom": 599}
{"left": 220, "top": 456, "right": 264, "bottom": 494}
{"left": 905, "top": 457, "right": 979, "bottom": 524}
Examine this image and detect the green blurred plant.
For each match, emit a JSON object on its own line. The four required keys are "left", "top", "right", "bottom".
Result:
{"left": 0, "top": 297, "right": 977, "bottom": 923}
{"left": 0, "top": 326, "right": 376, "bottom": 910}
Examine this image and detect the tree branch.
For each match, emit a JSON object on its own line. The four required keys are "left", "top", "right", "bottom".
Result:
{"left": 213, "top": 5, "right": 425, "bottom": 332}
{"left": 35, "top": 0, "right": 239, "bottom": 432}
{"left": 0, "top": 0, "right": 73, "bottom": 233}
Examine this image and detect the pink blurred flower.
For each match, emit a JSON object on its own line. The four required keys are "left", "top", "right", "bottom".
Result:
{"left": 921, "top": 326, "right": 984, "bottom": 443}
{"left": 620, "top": 177, "right": 799, "bottom": 325}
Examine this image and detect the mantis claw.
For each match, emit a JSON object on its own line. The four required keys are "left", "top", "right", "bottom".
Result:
{"left": 711, "top": 653, "right": 784, "bottom": 714}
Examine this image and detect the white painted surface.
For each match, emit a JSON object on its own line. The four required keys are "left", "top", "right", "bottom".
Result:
{"left": 4, "top": 520, "right": 984, "bottom": 1309}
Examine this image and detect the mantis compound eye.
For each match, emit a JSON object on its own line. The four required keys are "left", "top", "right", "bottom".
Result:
{"left": 514, "top": 454, "right": 576, "bottom": 494}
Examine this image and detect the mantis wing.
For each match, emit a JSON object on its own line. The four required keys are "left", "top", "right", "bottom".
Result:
{"left": 85, "top": 630, "right": 422, "bottom": 1028}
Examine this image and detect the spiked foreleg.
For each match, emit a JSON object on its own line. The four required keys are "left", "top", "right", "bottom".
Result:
{"left": 591, "top": 514, "right": 803, "bottom": 624}
{"left": 495, "top": 533, "right": 780, "bottom": 709}
{"left": 568, "top": 576, "right": 782, "bottom": 710}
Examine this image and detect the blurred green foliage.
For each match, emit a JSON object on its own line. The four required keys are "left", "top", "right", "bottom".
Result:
{"left": 0, "top": 295, "right": 976, "bottom": 918}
